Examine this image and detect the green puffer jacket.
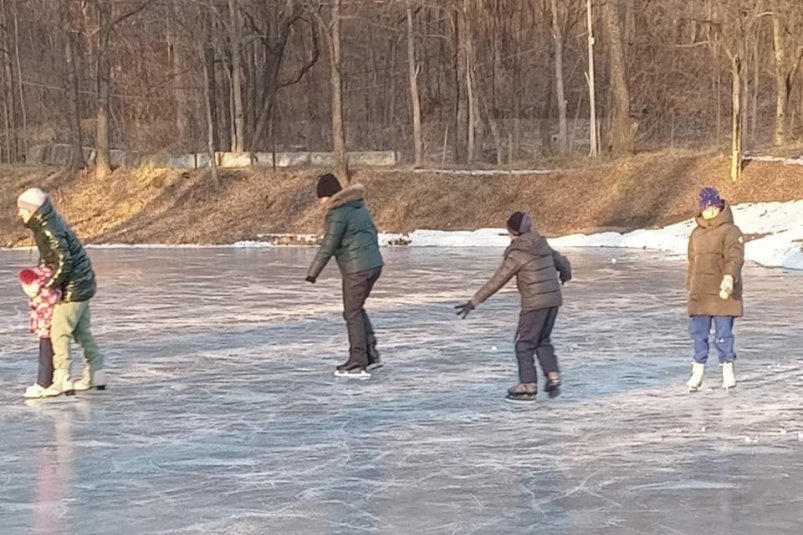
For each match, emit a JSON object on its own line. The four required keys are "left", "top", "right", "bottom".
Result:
{"left": 24, "top": 199, "right": 97, "bottom": 303}
{"left": 307, "top": 184, "right": 384, "bottom": 278}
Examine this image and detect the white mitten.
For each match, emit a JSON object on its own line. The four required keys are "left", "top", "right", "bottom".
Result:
{"left": 719, "top": 274, "right": 734, "bottom": 300}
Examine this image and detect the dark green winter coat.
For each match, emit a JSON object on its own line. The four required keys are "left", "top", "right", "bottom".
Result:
{"left": 307, "top": 184, "right": 384, "bottom": 278}
{"left": 687, "top": 202, "right": 744, "bottom": 317}
{"left": 471, "top": 231, "right": 571, "bottom": 311}
{"left": 24, "top": 199, "right": 97, "bottom": 303}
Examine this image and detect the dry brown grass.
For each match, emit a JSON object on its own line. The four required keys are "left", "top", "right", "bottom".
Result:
{"left": 2, "top": 149, "right": 803, "bottom": 246}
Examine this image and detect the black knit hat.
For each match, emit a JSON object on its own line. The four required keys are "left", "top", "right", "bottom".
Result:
{"left": 506, "top": 211, "right": 532, "bottom": 236}
{"left": 316, "top": 173, "right": 342, "bottom": 199}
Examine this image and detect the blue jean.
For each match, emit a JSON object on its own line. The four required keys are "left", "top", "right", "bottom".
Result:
{"left": 689, "top": 316, "right": 736, "bottom": 364}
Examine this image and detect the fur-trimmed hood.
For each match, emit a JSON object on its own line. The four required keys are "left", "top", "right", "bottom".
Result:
{"left": 328, "top": 183, "right": 366, "bottom": 210}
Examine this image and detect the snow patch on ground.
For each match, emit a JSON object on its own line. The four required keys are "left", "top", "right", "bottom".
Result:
{"left": 380, "top": 200, "right": 803, "bottom": 270}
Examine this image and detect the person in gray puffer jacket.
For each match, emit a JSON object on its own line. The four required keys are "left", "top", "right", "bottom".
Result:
{"left": 456, "top": 212, "right": 571, "bottom": 402}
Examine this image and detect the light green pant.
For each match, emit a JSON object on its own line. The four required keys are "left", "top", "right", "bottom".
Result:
{"left": 51, "top": 300, "right": 102, "bottom": 375}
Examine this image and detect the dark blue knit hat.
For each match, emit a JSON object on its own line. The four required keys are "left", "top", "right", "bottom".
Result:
{"left": 698, "top": 187, "right": 723, "bottom": 210}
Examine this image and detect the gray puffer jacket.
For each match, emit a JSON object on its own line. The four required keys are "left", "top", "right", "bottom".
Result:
{"left": 471, "top": 231, "right": 571, "bottom": 311}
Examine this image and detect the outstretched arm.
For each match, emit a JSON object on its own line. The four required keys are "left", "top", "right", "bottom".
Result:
{"left": 470, "top": 255, "right": 520, "bottom": 307}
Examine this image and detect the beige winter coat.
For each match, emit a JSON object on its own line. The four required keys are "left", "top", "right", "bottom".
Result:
{"left": 687, "top": 203, "right": 744, "bottom": 317}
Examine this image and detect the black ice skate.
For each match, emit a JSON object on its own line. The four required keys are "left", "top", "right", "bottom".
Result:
{"left": 367, "top": 344, "right": 383, "bottom": 372}
{"left": 505, "top": 382, "right": 537, "bottom": 403}
{"left": 335, "top": 361, "right": 371, "bottom": 379}
{"left": 544, "top": 373, "right": 561, "bottom": 399}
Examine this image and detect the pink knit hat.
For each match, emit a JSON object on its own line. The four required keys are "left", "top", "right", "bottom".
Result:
{"left": 18, "top": 268, "right": 39, "bottom": 291}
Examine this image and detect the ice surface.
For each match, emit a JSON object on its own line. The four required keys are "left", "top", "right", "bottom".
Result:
{"left": 0, "top": 248, "right": 802, "bottom": 535}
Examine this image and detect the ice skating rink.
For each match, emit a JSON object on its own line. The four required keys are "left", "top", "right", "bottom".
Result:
{"left": 1, "top": 247, "right": 801, "bottom": 534}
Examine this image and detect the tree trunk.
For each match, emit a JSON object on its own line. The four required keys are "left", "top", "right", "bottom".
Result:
{"left": 169, "top": 12, "right": 190, "bottom": 146}
{"left": 1, "top": 0, "right": 18, "bottom": 161}
{"left": 464, "top": 3, "right": 476, "bottom": 164}
{"left": 323, "top": 0, "right": 348, "bottom": 182}
{"left": 772, "top": 7, "right": 787, "bottom": 146}
{"left": 95, "top": 0, "right": 112, "bottom": 179}
{"left": 203, "top": 26, "right": 219, "bottom": 150}
{"left": 202, "top": 13, "right": 219, "bottom": 186}
{"left": 12, "top": 1, "right": 26, "bottom": 159}
{"left": 587, "top": 0, "right": 598, "bottom": 158}
{"left": 749, "top": 36, "right": 758, "bottom": 145}
{"left": 406, "top": 2, "right": 423, "bottom": 167}
{"left": 453, "top": 8, "right": 467, "bottom": 164}
{"left": 730, "top": 54, "right": 742, "bottom": 183}
{"left": 550, "top": 0, "right": 568, "bottom": 153}
{"left": 603, "top": 0, "right": 633, "bottom": 155}
{"left": 228, "top": 0, "right": 245, "bottom": 152}
{"left": 480, "top": 93, "right": 503, "bottom": 165}
{"left": 538, "top": 59, "right": 555, "bottom": 158}
{"left": 63, "top": 7, "right": 84, "bottom": 169}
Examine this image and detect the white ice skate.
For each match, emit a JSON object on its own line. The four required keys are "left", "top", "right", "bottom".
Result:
{"left": 23, "top": 383, "right": 48, "bottom": 399}
{"left": 74, "top": 368, "right": 107, "bottom": 392}
{"left": 41, "top": 370, "right": 75, "bottom": 397}
{"left": 722, "top": 362, "right": 737, "bottom": 391}
{"left": 686, "top": 362, "right": 705, "bottom": 392}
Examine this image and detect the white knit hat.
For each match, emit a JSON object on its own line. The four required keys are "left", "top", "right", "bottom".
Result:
{"left": 17, "top": 188, "right": 48, "bottom": 212}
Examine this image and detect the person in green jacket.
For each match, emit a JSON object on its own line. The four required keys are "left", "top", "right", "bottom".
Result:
{"left": 306, "top": 174, "right": 384, "bottom": 378}
{"left": 17, "top": 188, "right": 105, "bottom": 397}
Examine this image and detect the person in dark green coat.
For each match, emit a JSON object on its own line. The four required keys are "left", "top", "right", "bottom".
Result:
{"left": 306, "top": 174, "right": 384, "bottom": 378}
{"left": 17, "top": 188, "right": 105, "bottom": 397}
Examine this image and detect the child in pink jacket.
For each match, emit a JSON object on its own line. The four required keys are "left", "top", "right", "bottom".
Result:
{"left": 19, "top": 267, "right": 61, "bottom": 399}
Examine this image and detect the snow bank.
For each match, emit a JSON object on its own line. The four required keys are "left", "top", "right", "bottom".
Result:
{"left": 380, "top": 200, "right": 803, "bottom": 271}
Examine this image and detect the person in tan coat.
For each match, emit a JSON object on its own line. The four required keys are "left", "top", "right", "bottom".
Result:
{"left": 456, "top": 212, "right": 571, "bottom": 402}
{"left": 686, "top": 187, "right": 744, "bottom": 392}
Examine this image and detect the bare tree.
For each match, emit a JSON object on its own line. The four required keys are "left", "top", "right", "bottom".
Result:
{"left": 227, "top": 0, "right": 245, "bottom": 152}
{"left": 247, "top": 0, "right": 318, "bottom": 152}
{"left": 312, "top": 0, "right": 348, "bottom": 181}
{"left": 603, "top": 0, "right": 633, "bottom": 155}
{"left": 406, "top": 0, "right": 423, "bottom": 166}
{"left": 586, "top": 0, "right": 598, "bottom": 158}
{"left": 62, "top": 0, "right": 84, "bottom": 169}
{"left": 0, "top": 0, "right": 18, "bottom": 161}
{"left": 549, "top": 0, "right": 568, "bottom": 153}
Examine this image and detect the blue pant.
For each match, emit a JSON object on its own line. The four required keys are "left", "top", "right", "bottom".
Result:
{"left": 689, "top": 316, "right": 736, "bottom": 364}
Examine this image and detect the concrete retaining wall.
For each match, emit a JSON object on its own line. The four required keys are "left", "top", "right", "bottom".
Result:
{"left": 26, "top": 144, "right": 398, "bottom": 169}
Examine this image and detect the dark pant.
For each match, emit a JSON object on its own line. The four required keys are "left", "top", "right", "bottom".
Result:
{"left": 689, "top": 315, "right": 736, "bottom": 364}
{"left": 342, "top": 266, "right": 382, "bottom": 367}
{"left": 515, "top": 307, "right": 560, "bottom": 384}
{"left": 37, "top": 337, "right": 54, "bottom": 387}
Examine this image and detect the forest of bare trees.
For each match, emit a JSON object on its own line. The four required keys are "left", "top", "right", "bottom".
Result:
{"left": 2, "top": 0, "right": 803, "bottom": 177}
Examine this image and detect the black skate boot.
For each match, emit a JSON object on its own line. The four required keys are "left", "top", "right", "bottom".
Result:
{"left": 335, "top": 361, "right": 371, "bottom": 379}
{"left": 367, "top": 343, "right": 383, "bottom": 372}
{"left": 544, "top": 372, "right": 561, "bottom": 399}
{"left": 505, "top": 383, "right": 537, "bottom": 403}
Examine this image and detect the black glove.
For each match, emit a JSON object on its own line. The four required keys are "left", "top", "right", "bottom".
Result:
{"left": 455, "top": 301, "right": 475, "bottom": 319}
{"left": 305, "top": 276, "right": 316, "bottom": 284}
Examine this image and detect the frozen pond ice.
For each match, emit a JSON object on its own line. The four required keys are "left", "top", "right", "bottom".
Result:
{"left": 0, "top": 247, "right": 801, "bottom": 534}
